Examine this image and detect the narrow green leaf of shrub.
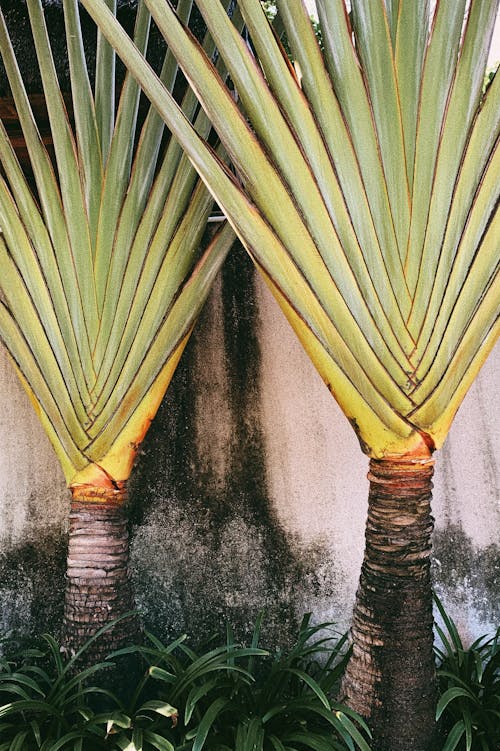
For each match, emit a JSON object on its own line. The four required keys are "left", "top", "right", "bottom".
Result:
{"left": 0, "top": 684, "right": 31, "bottom": 701}
{"left": 30, "top": 719, "right": 41, "bottom": 746}
{"left": 283, "top": 732, "right": 343, "bottom": 751}
{"left": 106, "top": 711, "right": 133, "bottom": 734}
{"left": 143, "top": 730, "right": 176, "bottom": 751}
{"left": 192, "top": 697, "right": 230, "bottom": 751}
{"left": 474, "top": 650, "right": 485, "bottom": 682}
{"left": 171, "top": 648, "right": 264, "bottom": 699}
{"left": 185, "top": 677, "right": 221, "bottom": 725}
{"left": 441, "top": 720, "right": 466, "bottom": 751}
{"left": 132, "top": 727, "right": 143, "bottom": 751}
{"left": 246, "top": 610, "right": 265, "bottom": 675}
{"left": 235, "top": 723, "right": 246, "bottom": 751}
{"left": 112, "top": 737, "right": 129, "bottom": 751}
{"left": 435, "top": 670, "right": 476, "bottom": 691}
{"left": 282, "top": 667, "right": 331, "bottom": 709}
{"left": 8, "top": 731, "right": 29, "bottom": 751}
{"left": 436, "top": 687, "right": 477, "bottom": 720}
{"left": 0, "top": 699, "right": 61, "bottom": 719}
{"left": 17, "top": 665, "right": 52, "bottom": 688}
{"left": 140, "top": 700, "right": 178, "bottom": 720}
{"left": 52, "top": 664, "right": 116, "bottom": 707}
{"left": 435, "top": 623, "right": 461, "bottom": 670}
{"left": 269, "top": 736, "right": 287, "bottom": 751}
{"left": 226, "top": 622, "right": 235, "bottom": 653}
{"left": 79, "top": 685, "right": 121, "bottom": 706}
{"left": 149, "top": 666, "right": 177, "bottom": 684}
{"left": 58, "top": 613, "right": 136, "bottom": 678}
{"left": 240, "top": 717, "right": 265, "bottom": 751}
{"left": 42, "top": 730, "right": 90, "bottom": 751}
{"left": 145, "top": 632, "right": 188, "bottom": 655}
{"left": 334, "top": 711, "right": 373, "bottom": 751}
{"left": 464, "top": 710, "right": 473, "bottom": 751}
{"left": 434, "top": 594, "right": 464, "bottom": 653}
{"left": 40, "top": 634, "right": 65, "bottom": 678}
{"left": 469, "top": 633, "right": 492, "bottom": 652}
{"left": 331, "top": 705, "right": 372, "bottom": 736}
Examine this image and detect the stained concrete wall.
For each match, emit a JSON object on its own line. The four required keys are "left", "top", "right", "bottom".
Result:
{"left": 0, "top": 246, "right": 499, "bottom": 646}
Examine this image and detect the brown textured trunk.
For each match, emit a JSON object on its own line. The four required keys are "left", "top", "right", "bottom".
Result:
{"left": 62, "top": 482, "right": 140, "bottom": 663}
{"left": 342, "top": 456, "right": 437, "bottom": 751}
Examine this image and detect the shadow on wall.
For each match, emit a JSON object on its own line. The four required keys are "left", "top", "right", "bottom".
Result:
{"left": 128, "top": 244, "right": 343, "bottom": 647}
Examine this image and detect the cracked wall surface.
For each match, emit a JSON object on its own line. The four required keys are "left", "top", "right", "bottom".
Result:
{"left": 0, "top": 245, "right": 499, "bottom": 646}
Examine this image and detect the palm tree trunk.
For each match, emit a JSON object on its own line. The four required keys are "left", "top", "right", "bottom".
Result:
{"left": 62, "top": 482, "right": 140, "bottom": 662}
{"left": 342, "top": 455, "right": 438, "bottom": 751}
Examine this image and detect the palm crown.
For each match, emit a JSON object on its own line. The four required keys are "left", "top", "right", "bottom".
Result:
{"left": 80, "top": 0, "right": 499, "bottom": 462}
{"left": 0, "top": 0, "right": 235, "bottom": 488}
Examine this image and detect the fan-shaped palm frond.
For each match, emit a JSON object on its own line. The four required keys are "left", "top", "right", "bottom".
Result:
{"left": 80, "top": 0, "right": 498, "bottom": 743}
{"left": 0, "top": 0, "right": 235, "bottom": 488}
{"left": 80, "top": 0, "right": 498, "bottom": 462}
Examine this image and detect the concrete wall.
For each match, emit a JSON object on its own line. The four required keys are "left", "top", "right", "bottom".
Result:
{"left": 0, "top": 246, "right": 499, "bottom": 646}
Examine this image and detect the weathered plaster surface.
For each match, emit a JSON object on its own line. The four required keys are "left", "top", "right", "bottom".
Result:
{"left": 431, "top": 346, "right": 500, "bottom": 637}
{"left": 255, "top": 275, "right": 367, "bottom": 631}
{"left": 0, "top": 349, "right": 67, "bottom": 636}
{"left": 0, "top": 246, "right": 498, "bottom": 645}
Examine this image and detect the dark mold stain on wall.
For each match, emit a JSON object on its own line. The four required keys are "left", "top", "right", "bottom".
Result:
{"left": 432, "top": 522, "right": 499, "bottom": 625}
{"left": 0, "top": 531, "right": 66, "bottom": 641}
{"left": 128, "top": 245, "right": 342, "bottom": 647}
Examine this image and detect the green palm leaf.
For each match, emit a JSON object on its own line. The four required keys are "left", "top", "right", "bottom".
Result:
{"left": 80, "top": 0, "right": 499, "bottom": 459}
{"left": 0, "top": 0, "right": 235, "bottom": 486}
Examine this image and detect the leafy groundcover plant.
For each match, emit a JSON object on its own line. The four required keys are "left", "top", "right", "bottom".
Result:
{"left": 1, "top": 606, "right": 498, "bottom": 750}
{"left": 434, "top": 596, "right": 500, "bottom": 751}
{"left": 0, "top": 615, "right": 372, "bottom": 751}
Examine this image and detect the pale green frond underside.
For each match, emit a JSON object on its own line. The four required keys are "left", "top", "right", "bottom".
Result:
{"left": 88, "top": 178, "right": 216, "bottom": 429}
{"left": 317, "top": 0, "right": 410, "bottom": 319}
{"left": 235, "top": 0, "right": 414, "bottom": 368}
{"left": 0, "top": 302, "right": 88, "bottom": 475}
{"left": 0, "top": 9, "right": 95, "bottom": 385}
{"left": 79, "top": 0, "right": 499, "bottom": 457}
{"left": 393, "top": 0, "right": 430, "bottom": 192}
{"left": 0, "top": 0, "right": 236, "bottom": 483}
{"left": 27, "top": 0, "right": 99, "bottom": 347}
{"left": 0, "top": 185, "right": 88, "bottom": 428}
{"left": 408, "top": 0, "right": 499, "bottom": 335}
{"left": 350, "top": 0, "right": 411, "bottom": 260}
{"left": 64, "top": 0, "right": 103, "bottom": 249}
{"left": 0, "top": 121, "right": 92, "bottom": 402}
{"left": 87, "top": 221, "right": 236, "bottom": 459}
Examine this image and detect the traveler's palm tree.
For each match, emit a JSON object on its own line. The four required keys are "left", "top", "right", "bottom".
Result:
{"left": 0, "top": 0, "right": 235, "bottom": 658}
{"left": 82, "top": 0, "right": 499, "bottom": 745}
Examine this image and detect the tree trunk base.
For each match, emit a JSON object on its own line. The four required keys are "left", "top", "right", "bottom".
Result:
{"left": 62, "top": 484, "right": 141, "bottom": 665}
{"left": 341, "top": 456, "right": 438, "bottom": 751}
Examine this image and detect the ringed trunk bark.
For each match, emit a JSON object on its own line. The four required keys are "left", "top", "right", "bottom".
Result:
{"left": 62, "top": 483, "right": 140, "bottom": 663}
{"left": 342, "top": 456, "right": 437, "bottom": 751}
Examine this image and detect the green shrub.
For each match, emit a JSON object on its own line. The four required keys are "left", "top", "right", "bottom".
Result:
{"left": 0, "top": 615, "right": 371, "bottom": 751}
{"left": 116, "top": 613, "right": 371, "bottom": 750}
{"left": 434, "top": 595, "right": 500, "bottom": 751}
{"left": 2, "top": 602, "right": 499, "bottom": 751}
{"left": 0, "top": 628, "right": 117, "bottom": 749}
